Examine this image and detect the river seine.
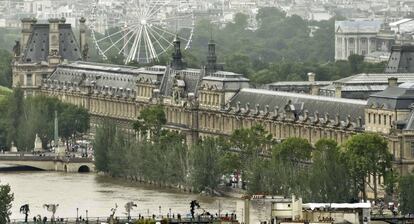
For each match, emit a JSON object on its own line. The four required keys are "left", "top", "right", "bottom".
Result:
{"left": 1, "top": 170, "right": 258, "bottom": 221}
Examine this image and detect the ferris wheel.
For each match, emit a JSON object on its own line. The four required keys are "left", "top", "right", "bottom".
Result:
{"left": 88, "top": 0, "right": 195, "bottom": 64}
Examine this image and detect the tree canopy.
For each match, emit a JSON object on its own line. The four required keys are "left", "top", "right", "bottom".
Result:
{"left": 344, "top": 133, "right": 394, "bottom": 201}
{"left": 0, "top": 91, "right": 90, "bottom": 151}
{"left": 0, "top": 182, "right": 13, "bottom": 223}
{"left": 399, "top": 174, "right": 414, "bottom": 215}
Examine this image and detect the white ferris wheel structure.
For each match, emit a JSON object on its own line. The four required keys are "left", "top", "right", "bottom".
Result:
{"left": 88, "top": 0, "right": 195, "bottom": 64}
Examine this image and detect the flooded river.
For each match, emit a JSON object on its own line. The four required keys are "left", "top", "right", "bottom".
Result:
{"left": 0, "top": 169, "right": 261, "bottom": 221}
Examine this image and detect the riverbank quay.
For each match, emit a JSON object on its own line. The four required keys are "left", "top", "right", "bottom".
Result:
{"left": 98, "top": 173, "right": 248, "bottom": 199}
{"left": 97, "top": 172, "right": 195, "bottom": 194}
{"left": 9, "top": 216, "right": 240, "bottom": 224}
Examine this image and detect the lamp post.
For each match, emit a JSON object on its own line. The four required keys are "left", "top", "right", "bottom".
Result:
{"left": 169, "top": 208, "right": 172, "bottom": 218}
{"left": 76, "top": 208, "right": 79, "bottom": 222}
{"left": 159, "top": 206, "right": 161, "bottom": 217}
{"left": 86, "top": 210, "right": 88, "bottom": 223}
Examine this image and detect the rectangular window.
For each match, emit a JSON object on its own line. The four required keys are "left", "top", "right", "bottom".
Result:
{"left": 379, "top": 115, "right": 381, "bottom": 124}
{"left": 411, "top": 142, "right": 414, "bottom": 158}
{"left": 374, "top": 114, "right": 376, "bottom": 124}
{"left": 368, "top": 113, "right": 371, "bottom": 123}
{"left": 384, "top": 115, "right": 387, "bottom": 125}
{"left": 390, "top": 116, "right": 392, "bottom": 126}
{"left": 26, "top": 74, "right": 32, "bottom": 86}
{"left": 42, "top": 74, "right": 48, "bottom": 79}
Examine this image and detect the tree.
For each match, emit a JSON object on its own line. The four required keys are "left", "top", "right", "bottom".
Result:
{"left": 399, "top": 174, "right": 414, "bottom": 215}
{"left": 190, "top": 137, "right": 223, "bottom": 193}
{"left": 344, "top": 133, "right": 393, "bottom": 201}
{"left": 0, "top": 49, "right": 12, "bottom": 88}
{"left": 274, "top": 137, "right": 313, "bottom": 164}
{"left": 133, "top": 105, "right": 167, "bottom": 141}
{"left": 93, "top": 120, "right": 117, "bottom": 172}
{"left": 59, "top": 104, "right": 90, "bottom": 146}
{"left": 6, "top": 87, "right": 24, "bottom": 149}
{"left": 0, "top": 183, "right": 14, "bottom": 223}
{"left": 309, "top": 139, "right": 353, "bottom": 202}
{"left": 2, "top": 95, "right": 90, "bottom": 151}
{"left": 271, "top": 137, "right": 313, "bottom": 200}
{"left": 348, "top": 54, "right": 365, "bottom": 74}
{"left": 0, "top": 89, "right": 11, "bottom": 149}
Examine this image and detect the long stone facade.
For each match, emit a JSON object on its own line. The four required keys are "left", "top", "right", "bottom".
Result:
{"left": 12, "top": 18, "right": 414, "bottom": 185}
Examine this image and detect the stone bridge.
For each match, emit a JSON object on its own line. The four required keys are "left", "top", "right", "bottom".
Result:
{"left": 0, "top": 154, "right": 95, "bottom": 173}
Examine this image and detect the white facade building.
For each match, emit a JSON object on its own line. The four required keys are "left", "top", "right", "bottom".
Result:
{"left": 335, "top": 20, "right": 382, "bottom": 61}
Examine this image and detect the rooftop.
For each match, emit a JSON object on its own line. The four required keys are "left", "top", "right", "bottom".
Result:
{"left": 335, "top": 20, "right": 382, "bottom": 33}
{"left": 229, "top": 88, "right": 367, "bottom": 123}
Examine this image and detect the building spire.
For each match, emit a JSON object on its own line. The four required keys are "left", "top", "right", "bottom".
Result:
{"left": 171, "top": 35, "right": 186, "bottom": 70}
{"left": 206, "top": 35, "right": 218, "bottom": 74}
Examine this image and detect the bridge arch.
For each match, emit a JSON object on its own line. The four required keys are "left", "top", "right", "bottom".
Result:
{"left": 78, "top": 165, "right": 90, "bottom": 173}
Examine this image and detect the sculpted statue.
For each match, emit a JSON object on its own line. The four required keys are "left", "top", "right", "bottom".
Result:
{"left": 13, "top": 41, "right": 21, "bottom": 57}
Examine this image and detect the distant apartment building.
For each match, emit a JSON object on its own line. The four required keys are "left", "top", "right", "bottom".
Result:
{"left": 335, "top": 20, "right": 383, "bottom": 61}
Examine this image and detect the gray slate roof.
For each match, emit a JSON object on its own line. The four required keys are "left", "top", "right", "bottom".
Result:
{"left": 47, "top": 61, "right": 164, "bottom": 91}
{"left": 367, "top": 83, "right": 414, "bottom": 109}
{"left": 229, "top": 89, "right": 367, "bottom": 122}
{"left": 385, "top": 45, "right": 414, "bottom": 73}
{"left": 321, "top": 73, "right": 414, "bottom": 92}
{"left": 335, "top": 20, "right": 382, "bottom": 33}
{"left": 22, "top": 23, "right": 81, "bottom": 63}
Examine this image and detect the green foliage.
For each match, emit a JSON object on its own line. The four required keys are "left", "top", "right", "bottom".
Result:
{"left": 59, "top": 103, "right": 90, "bottom": 142}
{"left": 344, "top": 133, "right": 394, "bottom": 201}
{"left": 264, "top": 138, "right": 313, "bottom": 199}
{"left": 0, "top": 28, "right": 19, "bottom": 52}
{"left": 96, "top": 119, "right": 394, "bottom": 202}
{"left": 0, "top": 49, "right": 12, "bottom": 88}
{"left": 274, "top": 137, "right": 313, "bottom": 164}
{"left": 178, "top": 7, "right": 385, "bottom": 85}
{"left": 191, "top": 137, "right": 224, "bottom": 193}
{"left": 309, "top": 139, "right": 353, "bottom": 202}
{"left": 0, "top": 183, "right": 14, "bottom": 223}
{"left": 94, "top": 120, "right": 117, "bottom": 173}
{"left": 95, "top": 116, "right": 188, "bottom": 185}
{"left": 133, "top": 105, "right": 167, "bottom": 141}
{"left": 0, "top": 91, "right": 90, "bottom": 151}
{"left": 399, "top": 174, "right": 414, "bottom": 215}
{"left": 5, "top": 87, "right": 24, "bottom": 148}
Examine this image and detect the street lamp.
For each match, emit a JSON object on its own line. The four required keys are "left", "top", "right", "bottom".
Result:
{"left": 169, "top": 208, "right": 172, "bottom": 218}
{"left": 159, "top": 206, "right": 161, "bottom": 217}
{"left": 76, "top": 208, "right": 79, "bottom": 222}
{"left": 86, "top": 210, "right": 88, "bottom": 223}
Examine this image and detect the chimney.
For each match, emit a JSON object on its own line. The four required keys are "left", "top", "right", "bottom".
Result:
{"left": 388, "top": 77, "right": 398, "bottom": 87}
{"left": 307, "top": 72, "right": 316, "bottom": 82}
{"left": 79, "top": 17, "right": 87, "bottom": 61}
{"left": 334, "top": 83, "right": 342, "bottom": 98}
{"left": 21, "top": 18, "right": 37, "bottom": 53}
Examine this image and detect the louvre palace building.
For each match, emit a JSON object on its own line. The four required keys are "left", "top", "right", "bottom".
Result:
{"left": 11, "top": 18, "right": 414, "bottom": 180}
